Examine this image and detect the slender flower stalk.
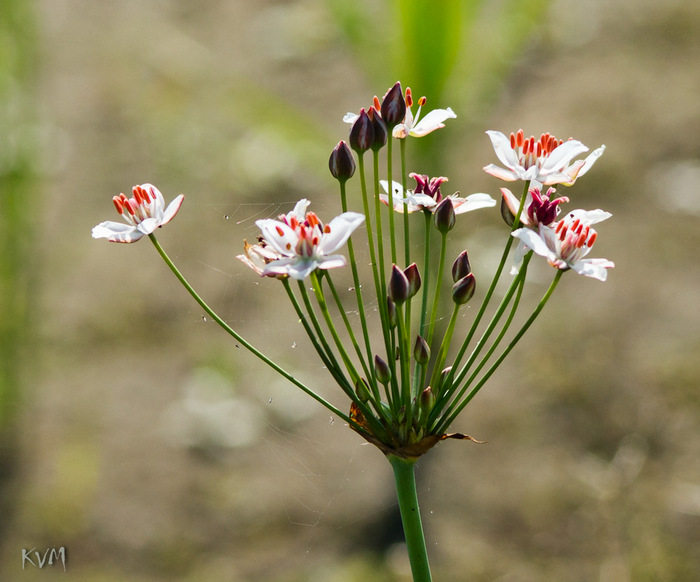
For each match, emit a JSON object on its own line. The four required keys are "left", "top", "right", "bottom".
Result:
{"left": 93, "top": 84, "right": 615, "bottom": 581}
{"left": 147, "top": 234, "right": 355, "bottom": 428}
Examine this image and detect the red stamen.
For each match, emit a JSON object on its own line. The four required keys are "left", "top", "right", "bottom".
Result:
{"left": 323, "top": 224, "right": 331, "bottom": 234}
{"left": 405, "top": 87, "right": 413, "bottom": 108}
{"left": 373, "top": 95, "right": 381, "bottom": 110}
{"left": 588, "top": 231, "right": 597, "bottom": 246}
{"left": 510, "top": 132, "right": 516, "bottom": 149}
{"left": 516, "top": 129, "right": 524, "bottom": 147}
{"left": 112, "top": 196, "right": 124, "bottom": 214}
{"left": 275, "top": 226, "right": 284, "bottom": 237}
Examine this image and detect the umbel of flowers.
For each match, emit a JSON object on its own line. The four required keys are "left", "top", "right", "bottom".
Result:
{"left": 93, "top": 82, "right": 612, "bottom": 582}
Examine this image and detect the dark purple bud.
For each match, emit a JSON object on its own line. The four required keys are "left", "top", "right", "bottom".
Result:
{"left": 368, "top": 107, "right": 387, "bottom": 151}
{"left": 403, "top": 263, "right": 421, "bottom": 298}
{"left": 451, "top": 250, "right": 471, "bottom": 282}
{"left": 389, "top": 264, "right": 410, "bottom": 304}
{"left": 374, "top": 355, "right": 391, "bottom": 385}
{"left": 413, "top": 335, "right": 430, "bottom": 365}
{"left": 349, "top": 108, "right": 374, "bottom": 152}
{"left": 452, "top": 273, "right": 476, "bottom": 305}
{"left": 434, "top": 197, "right": 456, "bottom": 234}
{"left": 329, "top": 140, "right": 356, "bottom": 182}
{"left": 380, "top": 82, "right": 406, "bottom": 127}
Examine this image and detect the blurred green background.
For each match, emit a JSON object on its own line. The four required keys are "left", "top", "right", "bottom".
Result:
{"left": 1, "top": 0, "right": 699, "bottom": 580}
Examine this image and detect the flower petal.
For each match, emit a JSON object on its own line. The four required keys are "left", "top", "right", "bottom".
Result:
{"left": 410, "top": 107, "right": 456, "bottom": 137}
{"left": 564, "top": 208, "right": 612, "bottom": 225}
{"left": 289, "top": 199, "right": 311, "bottom": 222}
{"left": 91, "top": 221, "right": 143, "bottom": 243}
{"left": 540, "top": 140, "right": 588, "bottom": 174}
{"left": 161, "top": 194, "right": 185, "bottom": 225}
{"left": 485, "top": 131, "right": 521, "bottom": 172}
{"left": 255, "top": 219, "right": 298, "bottom": 257}
{"left": 571, "top": 258, "right": 615, "bottom": 281}
{"left": 575, "top": 145, "right": 606, "bottom": 178}
{"left": 319, "top": 211, "right": 365, "bottom": 254}
{"left": 452, "top": 193, "right": 497, "bottom": 214}
{"left": 483, "top": 163, "right": 520, "bottom": 182}
{"left": 512, "top": 227, "right": 552, "bottom": 259}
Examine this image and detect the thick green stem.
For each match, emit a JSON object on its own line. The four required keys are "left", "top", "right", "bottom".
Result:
{"left": 389, "top": 455, "right": 433, "bottom": 582}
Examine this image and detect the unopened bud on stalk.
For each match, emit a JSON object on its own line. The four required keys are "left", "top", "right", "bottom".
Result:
{"left": 413, "top": 335, "right": 431, "bottom": 365}
{"left": 500, "top": 195, "right": 515, "bottom": 227}
{"left": 451, "top": 250, "right": 471, "bottom": 282}
{"left": 374, "top": 355, "right": 392, "bottom": 385}
{"left": 452, "top": 273, "right": 476, "bottom": 305}
{"left": 386, "top": 297, "right": 398, "bottom": 328}
{"left": 403, "top": 263, "right": 421, "bottom": 298}
{"left": 420, "top": 386, "right": 435, "bottom": 411}
{"left": 328, "top": 140, "right": 356, "bottom": 182}
{"left": 349, "top": 108, "right": 374, "bottom": 152}
{"left": 434, "top": 198, "right": 456, "bottom": 234}
{"left": 380, "top": 82, "right": 407, "bottom": 127}
{"left": 389, "top": 264, "right": 410, "bottom": 304}
{"left": 368, "top": 107, "right": 387, "bottom": 151}
{"left": 355, "top": 378, "right": 371, "bottom": 403}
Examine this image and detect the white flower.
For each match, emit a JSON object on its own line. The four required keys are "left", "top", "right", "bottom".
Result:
{"left": 484, "top": 129, "right": 605, "bottom": 186}
{"left": 512, "top": 209, "right": 614, "bottom": 281}
{"left": 379, "top": 178, "right": 495, "bottom": 215}
{"left": 92, "top": 183, "right": 184, "bottom": 243}
{"left": 392, "top": 89, "right": 456, "bottom": 138}
{"left": 254, "top": 199, "right": 364, "bottom": 280}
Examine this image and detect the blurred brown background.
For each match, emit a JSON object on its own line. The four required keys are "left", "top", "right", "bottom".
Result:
{"left": 1, "top": 0, "right": 699, "bottom": 580}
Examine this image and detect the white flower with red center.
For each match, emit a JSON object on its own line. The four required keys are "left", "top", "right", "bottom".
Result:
{"left": 379, "top": 174, "right": 495, "bottom": 215}
{"left": 484, "top": 129, "right": 605, "bottom": 186}
{"left": 512, "top": 209, "right": 614, "bottom": 281}
{"left": 392, "top": 88, "right": 456, "bottom": 139}
{"left": 92, "top": 183, "right": 184, "bottom": 243}
{"left": 255, "top": 199, "right": 364, "bottom": 280}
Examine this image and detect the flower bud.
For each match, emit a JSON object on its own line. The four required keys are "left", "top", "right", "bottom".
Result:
{"left": 389, "top": 264, "right": 410, "bottom": 304}
{"left": 420, "top": 386, "right": 435, "bottom": 411}
{"left": 500, "top": 195, "right": 515, "bottom": 227}
{"left": 403, "top": 263, "right": 421, "bottom": 298}
{"left": 328, "top": 140, "right": 356, "bottom": 182}
{"left": 413, "top": 335, "right": 430, "bottom": 365}
{"left": 349, "top": 108, "right": 374, "bottom": 152}
{"left": 374, "top": 355, "right": 391, "bottom": 385}
{"left": 355, "top": 377, "right": 371, "bottom": 403}
{"left": 386, "top": 297, "right": 398, "bottom": 328}
{"left": 380, "top": 82, "right": 406, "bottom": 127}
{"left": 451, "top": 250, "right": 471, "bottom": 282}
{"left": 434, "top": 197, "right": 456, "bottom": 234}
{"left": 452, "top": 273, "right": 476, "bottom": 305}
{"left": 368, "top": 107, "right": 387, "bottom": 151}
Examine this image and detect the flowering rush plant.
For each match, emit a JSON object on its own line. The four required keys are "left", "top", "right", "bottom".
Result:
{"left": 93, "top": 82, "right": 612, "bottom": 581}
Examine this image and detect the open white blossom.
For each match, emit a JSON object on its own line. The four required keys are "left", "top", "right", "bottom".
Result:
{"left": 92, "top": 183, "right": 184, "bottom": 243}
{"left": 254, "top": 199, "right": 364, "bottom": 280}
